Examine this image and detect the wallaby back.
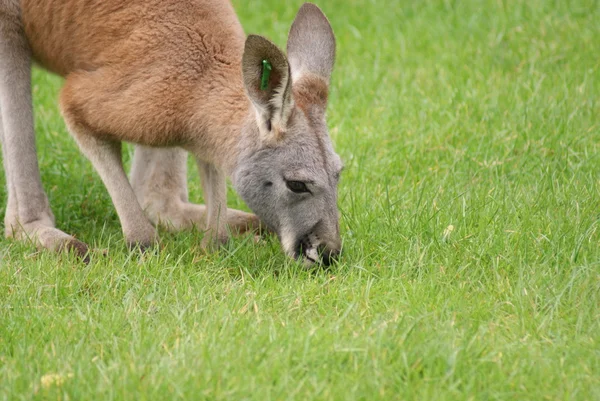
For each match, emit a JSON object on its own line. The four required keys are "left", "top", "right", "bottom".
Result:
{"left": 21, "top": 0, "right": 244, "bottom": 76}
{"left": 22, "top": 0, "right": 249, "bottom": 156}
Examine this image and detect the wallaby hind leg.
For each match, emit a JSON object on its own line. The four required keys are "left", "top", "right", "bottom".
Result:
{"left": 0, "top": 8, "right": 88, "bottom": 258}
{"left": 130, "top": 145, "right": 261, "bottom": 234}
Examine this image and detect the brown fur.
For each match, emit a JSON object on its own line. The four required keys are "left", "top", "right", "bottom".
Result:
{"left": 23, "top": 0, "right": 249, "bottom": 167}
{"left": 293, "top": 74, "right": 329, "bottom": 113}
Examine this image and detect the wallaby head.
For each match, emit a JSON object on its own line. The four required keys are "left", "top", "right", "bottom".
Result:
{"left": 232, "top": 4, "right": 342, "bottom": 265}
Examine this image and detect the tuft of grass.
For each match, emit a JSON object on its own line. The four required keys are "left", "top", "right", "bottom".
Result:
{"left": 1, "top": 0, "right": 599, "bottom": 399}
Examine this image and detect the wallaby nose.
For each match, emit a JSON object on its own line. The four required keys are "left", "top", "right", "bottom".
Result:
{"left": 318, "top": 244, "right": 341, "bottom": 266}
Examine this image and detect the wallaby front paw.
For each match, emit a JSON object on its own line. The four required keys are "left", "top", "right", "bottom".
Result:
{"left": 201, "top": 229, "right": 229, "bottom": 251}
{"left": 124, "top": 225, "right": 159, "bottom": 251}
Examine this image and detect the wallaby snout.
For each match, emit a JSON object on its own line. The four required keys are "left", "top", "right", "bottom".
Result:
{"left": 318, "top": 245, "right": 340, "bottom": 267}
{"left": 297, "top": 220, "right": 342, "bottom": 266}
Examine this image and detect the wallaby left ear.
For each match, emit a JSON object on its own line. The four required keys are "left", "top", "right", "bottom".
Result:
{"left": 242, "top": 35, "right": 293, "bottom": 142}
{"left": 287, "top": 3, "right": 336, "bottom": 83}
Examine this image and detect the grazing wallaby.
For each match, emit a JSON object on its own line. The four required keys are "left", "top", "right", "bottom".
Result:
{"left": 0, "top": 1, "right": 342, "bottom": 265}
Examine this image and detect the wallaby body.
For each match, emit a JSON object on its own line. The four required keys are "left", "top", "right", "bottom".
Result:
{"left": 0, "top": 0, "right": 342, "bottom": 264}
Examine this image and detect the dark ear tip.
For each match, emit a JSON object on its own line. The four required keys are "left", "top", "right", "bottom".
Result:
{"left": 244, "top": 34, "right": 277, "bottom": 50}
{"left": 244, "top": 34, "right": 284, "bottom": 54}
{"left": 245, "top": 34, "right": 266, "bottom": 47}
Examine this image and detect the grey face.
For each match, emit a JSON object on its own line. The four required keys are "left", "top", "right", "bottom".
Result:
{"left": 233, "top": 111, "right": 342, "bottom": 265}
{"left": 237, "top": 4, "right": 340, "bottom": 265}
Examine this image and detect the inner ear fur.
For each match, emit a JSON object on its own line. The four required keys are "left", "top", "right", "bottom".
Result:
{"left": 242, "top": 35, "right": 293, "bottom": 140}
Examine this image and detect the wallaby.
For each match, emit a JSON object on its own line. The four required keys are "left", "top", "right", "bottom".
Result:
{"left": 0, "top": 1, "right": 342, "bottom": 265}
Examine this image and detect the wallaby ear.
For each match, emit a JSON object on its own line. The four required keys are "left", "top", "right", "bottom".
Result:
{"left": 242, "top": 34, "right": 293, "bottom": 142}
{"left": 287, "top": 3, "right": 336, "bottom": 84}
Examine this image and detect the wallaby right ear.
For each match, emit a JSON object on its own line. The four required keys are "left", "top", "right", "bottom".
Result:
{"left": 287, "top": 3, "right": 336, "bottom": 83}
{"left": 242, "top": 35, "right": 293, "bottom": 143}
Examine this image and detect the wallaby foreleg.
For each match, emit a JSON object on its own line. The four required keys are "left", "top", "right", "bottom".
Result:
{"left": 65, "top": 132, "right": 157, "bottom": 249}
{"left": 59, "top": 70, "right": 161, "bottom": 249}
{"left": 197, "top": 159, "right": 229, "bottom": 248}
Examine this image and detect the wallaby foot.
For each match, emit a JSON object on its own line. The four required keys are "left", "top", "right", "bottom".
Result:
{"left": 130, "top": 145, "right": 262, "bottom": 235}
{"left": 5, "top": 215, "right": 89, "bottom": 261}
{"left": 200, "top": 226, "right": 230, "bottom": 251}
{"left": 147, "top": 201, "right": 261, "bottom": 235}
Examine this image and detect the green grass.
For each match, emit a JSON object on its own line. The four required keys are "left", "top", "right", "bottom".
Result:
{"left": 1, "top": 0, "right": 599, "bottom": 399}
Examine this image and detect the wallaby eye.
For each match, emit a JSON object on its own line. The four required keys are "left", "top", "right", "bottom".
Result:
{"left": 286, "top": 180, "right": 309, "bottom": 194}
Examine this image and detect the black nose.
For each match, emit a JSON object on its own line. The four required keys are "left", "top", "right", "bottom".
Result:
{"left": 318, "top": 245, "right": 341, "bottom": 266}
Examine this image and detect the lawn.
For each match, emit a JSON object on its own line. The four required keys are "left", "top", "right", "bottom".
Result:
{"left": 1, "top": 0, "right": 599, "bottom": 399}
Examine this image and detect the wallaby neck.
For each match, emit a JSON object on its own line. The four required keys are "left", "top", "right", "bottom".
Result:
{"left": 187, "top": 61, "right": 260, "bottom": 177}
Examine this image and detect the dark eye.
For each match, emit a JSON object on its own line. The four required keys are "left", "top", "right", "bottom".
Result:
{"left": 286, "top": 180, "right": 309, "bottom": 193}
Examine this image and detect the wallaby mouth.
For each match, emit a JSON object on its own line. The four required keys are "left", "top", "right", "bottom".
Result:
{"left": 294, "top": 234, "right": 340, "bottom": 267}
